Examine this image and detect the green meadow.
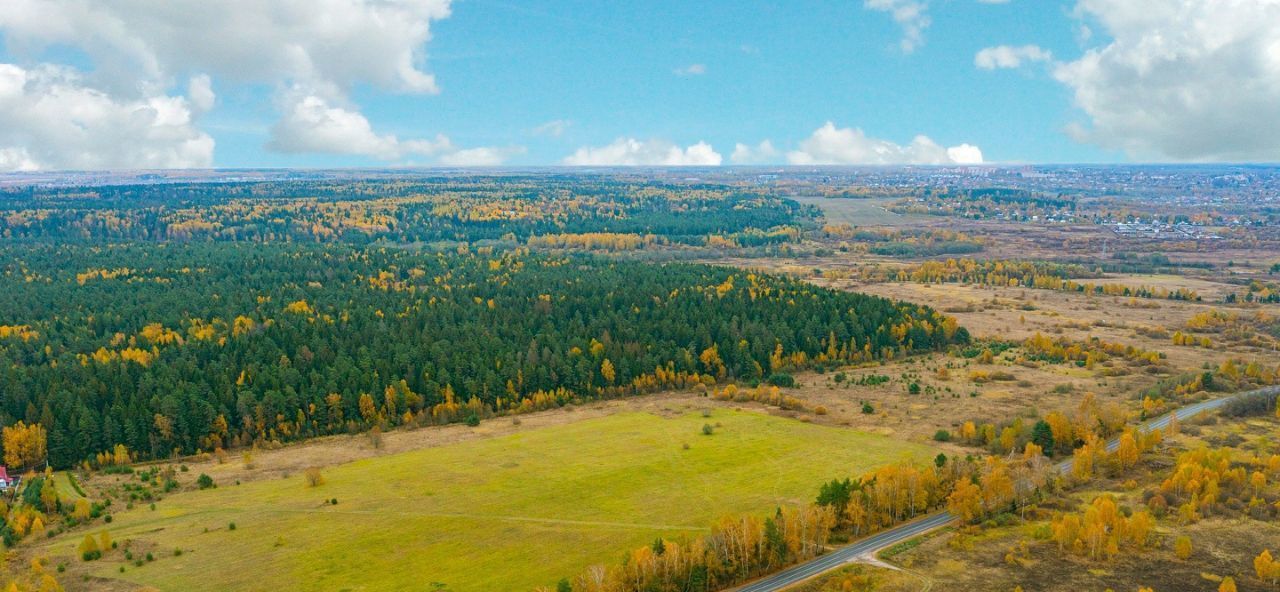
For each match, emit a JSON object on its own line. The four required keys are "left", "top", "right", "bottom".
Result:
{"left": 46, "top": 410, "right": 935, "bottom": 592}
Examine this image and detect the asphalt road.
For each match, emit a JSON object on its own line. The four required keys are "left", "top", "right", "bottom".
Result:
{"left": 730, "top": 385, "right": 1279, "bottom": 592}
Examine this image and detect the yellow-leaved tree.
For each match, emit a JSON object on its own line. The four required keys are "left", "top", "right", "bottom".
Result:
{"left": 2, "top": 421, "right": 47, "bottom": 469}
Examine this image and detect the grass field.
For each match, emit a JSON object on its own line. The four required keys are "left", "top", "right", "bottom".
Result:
{"left": 47, "top": 409, "right": 936, "bottom": 592}
{"left": 791, "top": 196, "right": 932, "bottom": 227}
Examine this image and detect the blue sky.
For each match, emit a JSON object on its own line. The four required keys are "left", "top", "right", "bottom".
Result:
{"left": 2, "top": 1, "right": 1279, "bottom": 170}
{"left": 204, "top": 0, "right": 1105, "bottom": 167}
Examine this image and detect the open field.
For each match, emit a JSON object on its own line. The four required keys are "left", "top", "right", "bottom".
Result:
{"left": 790, "top": 196, "right": 934, "bottom": 227}
{"left": 758, "top": 274, "right": 1277, "bottom": 445}
{"left": 39, "top": 409, "right": 937, "bottom": 592}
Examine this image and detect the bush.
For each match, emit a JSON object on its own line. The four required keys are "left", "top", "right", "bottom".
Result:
{"left": 304, "top": 467, "right": 325, "bottom": 487}
{"left": 465, "top": 413, "right": 481, "bottom": 427}
{"left": 228, "top": 522, "right": 236, "bottom": 531}
{"left": 196, "top": 473, "right": 214, "bottom": 489}
{"left": 701, "top": 424, "right": 714, "bottom": 436}
{"left": 766, "top": 373, "right": 795, "bottom": 387}
{"left": 933, "top": 430, "right": 952, "bottom": 442}
{"left": 861, "top": 402, "right": 875, "bottom": 414}
{"left": 1219, "top": 390, "right": 1278, "bottom": 417}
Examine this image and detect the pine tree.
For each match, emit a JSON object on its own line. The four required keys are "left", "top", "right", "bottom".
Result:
{"left": 1031, "top": 420, "right": 1054, "bottom": 455}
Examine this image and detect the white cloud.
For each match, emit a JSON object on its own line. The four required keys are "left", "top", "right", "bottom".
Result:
{"left": 786, "top": 122, "right": 983, "bottom": 165}
{"left": 945, "top": 143, "right": 985, "bottom": 164}
{"left": 269, "top": 94, "right": 521, "bottom": 165}
{"left": 563, "top": 138, "right": 723, "bottom": 166}
{"left": 730, "top": 140, "right": 780, "bottom": 164}
{"left": 1051, "top": 0, "right": 1280, "bottom": 161}
{"left": 438, "top": 146, "right": 526, "bottom": 167}
{"left": 0, "top": 0, "right": 451, "bottom": 97}
{"left": 975, "top": 44, "right": 1052, "bottom": 69}
{"left": 0, "top": 147, "right": 39, "bottom": 172}
{"left": 268, "top": 94, "right": 436, "bottom": 160}
{"left": 0, "top": 0, "right": 455, "bottom": 167}
{"left": 0, "top": 63, "right": 213, "bottom": 171}
{"left": 187, "top": 74, "right": 215, "bottom": 113}
{"left": 533, "top": 119, "right": 572, "bottom": 137}
{"left": 674, "top": 64, "right": 707, "bottom": 76}
{"left": 864, "top": 0, "right": 931, "bottom": 53}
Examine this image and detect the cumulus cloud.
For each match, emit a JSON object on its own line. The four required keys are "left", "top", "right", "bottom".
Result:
{"left": 1051, "top": 0, "right": 1280, "bottom": 161}
{"left": 786, "top": 122, "right": 983, "bottom": 165}
{"left": 0, "top": 0, "right": 458, "bottom": 167}
{"left": 187, "top": 74, "right": 216, "bottom": 113}
{"left": 0, "top": 0, "right": 451, "bottom": 96}
{"left": 864, "top": 0, "right": 931, "bottom": 52}
{"left": 975, "top": 44, "right": 1052, "bottom": 69}
{"left": 269, "top": 93, "right": 520, "bottom": 165}
{"left": 730, "top": 140, "right": 780, "bottom": 164}
{"left": 563, "top": 138, "right": 723, "bottom": 166}
{"left": 674, "top": 64, "right": 707, "bottom": 76}
{"left": 0, "top": 64, "right": 213, "bottom": 171}
{"left": 268, "top": 94, "right": 441, "bottom": 160}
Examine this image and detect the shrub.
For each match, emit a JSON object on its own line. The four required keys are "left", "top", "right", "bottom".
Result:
{"left": 933, "top": 430, "right": 952, "bottom": 442}
{"left": 861, "top": 402, "right": 875, "bottom": 414}
{"left": 465, "top": 413, "right": 481, "bottom": 427}
{"left": 196, "top": 473, "right": 214, "bottom": 490}
{"left": 766, "top": 373, "right": 796, "bottom": 387}
{"left": 1220, "top": 390, "right": 1278, "bottom": 417}
{"left": 304, "top": 467, "right": 325, "bottom": 487}
{"left": 228, "top": 522, "right": 236, "bottom": 531}
{"left": 701, "top": 424, "right": 714, "bottom": 436}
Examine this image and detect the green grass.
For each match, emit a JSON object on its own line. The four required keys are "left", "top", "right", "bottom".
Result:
{"left": 47, "top": 410, "right": 936, "bottom": 592}
{"left": 48, "top": 472, "right": 87, "bottom": 502}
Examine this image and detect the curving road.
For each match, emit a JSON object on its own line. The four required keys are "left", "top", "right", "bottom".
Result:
{"left": 730, "top": 386, "right": 1279, "bottom": 592}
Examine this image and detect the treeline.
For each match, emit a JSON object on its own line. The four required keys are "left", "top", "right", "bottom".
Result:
{"left": 547, "top": 448, "right": 1060, "bottom": 592}
{"left": 0, "top": 177, "right": 805, "bottom": 245}
{"left": 542, "top": 506, "right": 836, "bottom": 592}
{"left": 821, "top": 227, "right": 985, "bottom": 258}
{"left": 842, "top": 258, "right": 1201, "bottom": 301}
{"left": 0, "top": 243, "right": 966, "bottom": 468}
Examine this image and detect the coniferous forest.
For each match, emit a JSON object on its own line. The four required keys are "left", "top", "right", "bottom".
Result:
{"left": 0, "top": 179, "right": 966, "bottom": 468}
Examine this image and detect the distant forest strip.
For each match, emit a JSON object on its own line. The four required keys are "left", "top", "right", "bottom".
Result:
{"left": 825, "top": 258, "right": 1202, "bottom": 301}
{"left": 0, "top": 178, "right": 812, "bottom": 245}
{"left": 0, "top": 243, "right": 967, "bottom": 468}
